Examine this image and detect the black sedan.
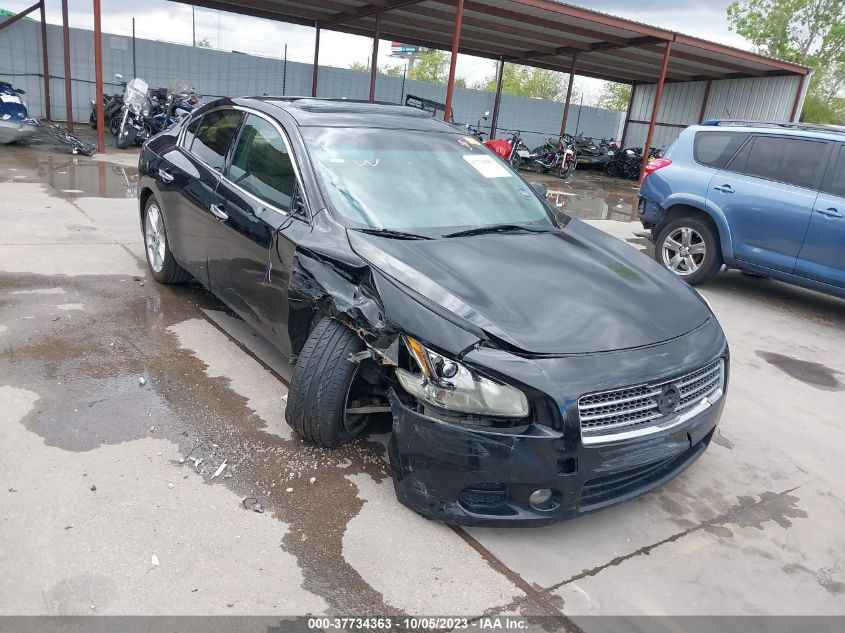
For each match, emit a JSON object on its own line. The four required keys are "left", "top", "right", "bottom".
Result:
{"left": 138, "top": 97, "right": 729, "bottom": 526}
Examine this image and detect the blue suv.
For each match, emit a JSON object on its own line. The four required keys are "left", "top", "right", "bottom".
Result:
{"left": 638, "top": 120, "right": 845, "bottom": 298}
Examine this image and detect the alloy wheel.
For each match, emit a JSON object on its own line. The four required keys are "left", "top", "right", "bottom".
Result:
{"left": 661, "top": 226, "right": 706, "bottom": 276}
{"left": 145, "top": 204, "right": 166, "bottom": 273}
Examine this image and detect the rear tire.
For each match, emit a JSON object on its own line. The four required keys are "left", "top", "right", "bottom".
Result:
{"left": 654, "top": 217, "right": 722, "bottom": 285}
{"left": 286, "top": 317, "right": 372, "bottom": 448}
{"left": 143, "top": 196, "right": 191, "bottom": 284}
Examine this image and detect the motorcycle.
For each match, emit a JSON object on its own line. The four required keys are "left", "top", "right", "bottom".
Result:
{"left": 115, "top": 77, "right": 154, "bottom": 149}
{"left": 89, "top": 73, "right": 126, "bottom": 135}
{"left": 604, "top": 146, "right": 662, "bottom": 179}
{"left": 150, "top": 80, "right": 199, "bottom": 133}
{"left": 464, "top": 110, "right": 490, "bottom": 142}
{"left": 520, "top": 134, "right": 578, "bottom": 179}
{"left": 0, "top": 80, "right": 37, "bottom": 144}
{"left": 575, "top": 135, "right": 618, "bottom": 170}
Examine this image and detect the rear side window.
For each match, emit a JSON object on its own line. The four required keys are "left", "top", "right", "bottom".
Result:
{"left": 228, "top": 114, "right": 295, "bottom": 210}
{"left": 822, "top": 145, "right": 845, "bottom": 198}
{"left": 739, "top": 136, "right": 828, "bottom": 190}
{"left": 183, "top": 116, "right": 201, "bottom": 149}
{"left": 190, "top": 109, "right": 243, "bottom": 171}
{"left": 693, "top": 131, "right": 749, "bottom": 168}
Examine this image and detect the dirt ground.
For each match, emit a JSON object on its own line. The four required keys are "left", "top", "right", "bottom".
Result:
{"left": 1, "top": 143, "right": 844, "bottom": 622}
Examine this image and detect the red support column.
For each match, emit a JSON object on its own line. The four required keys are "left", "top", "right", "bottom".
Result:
{"left": 311, "top": 23, "right": 320, "bottom": 98}
{"left": 368, "top": 14, "right": 381, "bottom": 102}
{"left": 443, "top": 0, "right": 465, "bottom": 123}
{"left": 489, "top": 57, "right": 504, "bottom": 138}
{"left": 39, "top": 0, "right": 51, "bottom": 120}
{"left": 93, "top": 0, "right": 105, "bottom": 153}
{"left": 61, "top": 0, "right": 73, "bottom": 130}
{"left": 559, "top": 53, "right": 578, "bottom": 136}
{"left": 620, "top": 83, "right": 636, "bottom": 146}
{"left": 639, "top": 39, "right": 673, "bottom": 183}
{"left": 789, "top": 73, "right": 807, "bottom": 122}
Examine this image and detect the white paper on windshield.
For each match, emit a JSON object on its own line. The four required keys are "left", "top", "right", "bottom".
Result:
{"left": 462, "top": 154, "right": 512, "bottom": 179}
{"left": 1, "top": 95, "right": 22, "bottom": 104}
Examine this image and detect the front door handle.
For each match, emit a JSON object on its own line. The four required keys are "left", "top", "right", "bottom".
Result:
{"left": 209, "top": 204, "right": 228, "bottom": 221}
{"left": 157, "top": 169, "right": 174, "bottom": 183}
{"left": 817, "top": 207, "right": 844, "bottom": 218}
{"left": 713, "top": 184, "right": 734, "bottom": 193}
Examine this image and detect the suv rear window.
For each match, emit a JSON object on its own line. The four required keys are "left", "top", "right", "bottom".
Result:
{"left": 739, "top": 136, "right": 827, "bottom": 191}
{"left": 693, "top": 131, "right": 749, "bottom": 168}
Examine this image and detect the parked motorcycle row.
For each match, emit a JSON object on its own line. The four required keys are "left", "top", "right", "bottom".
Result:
{"left": 603, "top": 146, "right": 664, "bottom": 180}
{"left": 89, "top": 74, "right": 201, "bottom": 149}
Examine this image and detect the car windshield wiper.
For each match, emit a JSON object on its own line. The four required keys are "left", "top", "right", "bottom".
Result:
{"left": 442, "top": 223, "right": 558, "bottom": 239}
{"left": 352, "top": 227, "right": 432, "bottom": 240}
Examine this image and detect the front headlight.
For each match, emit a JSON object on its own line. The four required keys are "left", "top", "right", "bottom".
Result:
{"left": 396, "top": 336, "right": 530, "bottom": 418}
{"left": 131, "top": 102, "right": 142, "bottom": 115}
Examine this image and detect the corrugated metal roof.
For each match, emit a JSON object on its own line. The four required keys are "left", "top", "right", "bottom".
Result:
{"left": 178, "top": 0, "right": 809, "bottom": 83}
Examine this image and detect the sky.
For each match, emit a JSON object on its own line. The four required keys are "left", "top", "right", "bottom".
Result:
{"left": 2, "top": 0, "right": 746, "bottom": 100}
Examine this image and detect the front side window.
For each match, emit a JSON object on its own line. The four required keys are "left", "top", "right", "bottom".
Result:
{"left": 740, "top": 136, "right": 828, "bottom": 190}
{"left": 302, "top": 127, "right": 553, "bottom": 235}
{"left": 693, "top": 131, "right": 749, "bottom": 169}
{"left": 190, "top": 109, "right": 243, "bottom": 171}
{"left": 228, "top": 114, "right": 295, "bottom": 210}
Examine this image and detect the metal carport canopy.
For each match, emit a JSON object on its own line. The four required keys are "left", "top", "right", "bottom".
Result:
{"left": 175, "top": 0, "right": 809, "bottom": 84}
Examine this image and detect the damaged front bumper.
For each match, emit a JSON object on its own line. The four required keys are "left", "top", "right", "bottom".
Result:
{"left": 387, "top": 389, "right": 724, "bottom": 527}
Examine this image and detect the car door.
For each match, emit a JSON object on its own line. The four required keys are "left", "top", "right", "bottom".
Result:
{"left": 708, "top": 135, "right": 830, "bottom": 274}
{"left": 158, "top": 109, "right": 243, "bottom": 285}
{"left": 208, "top": 111, "right": 312, "bottom": 357}
{"left": 794, "top": 143, "right": 845, "bottom": 289}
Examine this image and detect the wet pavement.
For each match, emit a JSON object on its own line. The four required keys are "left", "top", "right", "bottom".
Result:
{"left": 1, "top": 144, "right": 844, "bottom": 619}
{"left": 530, "top": 169, "right": 641, "bottom": 223}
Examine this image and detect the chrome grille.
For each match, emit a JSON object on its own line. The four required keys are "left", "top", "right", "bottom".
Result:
{"left": 578, "top": 359, "right": 724, "bottom": 439}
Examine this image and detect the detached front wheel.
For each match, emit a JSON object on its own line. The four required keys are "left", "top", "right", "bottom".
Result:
{"left": 286, "top": 317, "right": 384, "bottom": 448}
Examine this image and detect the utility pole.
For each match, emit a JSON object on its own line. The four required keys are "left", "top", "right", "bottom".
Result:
{"left": 132, "top": 18, "right": 136, "bottom": 79}
{"left": 192, "top": 7, "right": 196, "bottom": 47}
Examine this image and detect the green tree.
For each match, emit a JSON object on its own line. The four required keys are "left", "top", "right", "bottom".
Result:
{"left": 596, "top": 82, "right": 632, "bottom": 111}
{"left": 407, "top": 50, "right": 467, "bottom": 87}
{"left": 195, "top": 36, "right": 211, "bottom": 48}
{"left": 727, "top": 0, "right": 845, "bottom": 119}
{"left": 348, "top": 61, "right": 406, "bottom": 77}
{"left": 473, "top": 63, "right": 571, "bottom": 101}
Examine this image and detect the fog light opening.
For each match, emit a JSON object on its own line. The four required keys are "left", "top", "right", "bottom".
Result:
{"left": 529, "top": 488, "right": 556, "bottom": 511}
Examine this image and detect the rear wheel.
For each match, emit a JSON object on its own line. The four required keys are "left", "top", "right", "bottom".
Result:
{"left": 143, "top": 197, "right": 191, "bottom": 284}
{"left": 654, "top": 217, "right": 722, "bottom": 285}
{"left": 286, "top": 317, "right": 385, "bottom": 448}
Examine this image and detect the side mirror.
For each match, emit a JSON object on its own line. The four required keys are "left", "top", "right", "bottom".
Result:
{"left": 529, "top": 181, "right": 548, "bottom": 198}
{"left": 465, "top": 123, "right": 471, "bottom": 129}
{"left": 15, "top": 88, "right": 25, "bottom": 95}
{"left": 114, "top": 73, "right": 123, "bottom": 81}
{"left": 484, "top": 111, "right": 490, "bottom": 117}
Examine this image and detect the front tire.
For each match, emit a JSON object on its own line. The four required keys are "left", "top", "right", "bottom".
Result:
{"left": 654, "top": 217, "right": 722, "bottom": 285}
{"left": 143, "top": 196, "right": 191, "bottom": 284}
{"left": 116, "top": 125, "right": 136, "bottom": 149}
{"left": 286, "top": 317, "right": 374, "bottom": 448}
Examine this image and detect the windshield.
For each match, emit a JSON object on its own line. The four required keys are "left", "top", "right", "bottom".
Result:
{"left": 302, "top": 127, "right": 554, "bottom": 234}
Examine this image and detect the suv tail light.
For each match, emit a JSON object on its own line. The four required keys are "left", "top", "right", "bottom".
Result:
{"left": 643, "top": 158, "right": 672, "bottom": 177}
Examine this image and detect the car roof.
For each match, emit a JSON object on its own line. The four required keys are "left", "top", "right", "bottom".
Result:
{"left": 691, "top": 120, "right": 845, "bottom": 143}
{"left": 226, "top": 96, "right": 460, "bottom": 133}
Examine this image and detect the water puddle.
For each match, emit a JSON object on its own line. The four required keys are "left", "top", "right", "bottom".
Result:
{"left": 532, "top": 170, "right": 641, "bottom": 222}
{"left": 756, "top": 351, "right": 843, "bottom": 391}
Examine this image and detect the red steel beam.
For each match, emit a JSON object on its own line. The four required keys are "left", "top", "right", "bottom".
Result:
{"left": 789, "top": 73, "right": 807, "bottom": 122}
{"left": 39, "top": 0, "right": 51, "bottom": 120}
{"left": 368, "top": 13, "right": 380, "bottom": 102}
{"left": 311, "top": 23, "right": 320, "bottom": 97}
{"left": 320, "top": 0, "right": 429, "bottom": 28}
{"left": 93, "top": 0, "right": 105, "bottom": 153}
{"left": 559, "top": 53, "right": 578, "bottom": 136}
{"left": 489, "top": 57, "right": 504, "bottom": 137}
{"left": 443, "top": 0, "right": 465, "bottom": 123}
{"left": 61, "top": 0, "right": 73, "bottom": 130}
{"left": 0, "top": 1, "right": 39, "bottom": 31}
{"left": 639, "top": 40, "right": 673, "bottom": 186}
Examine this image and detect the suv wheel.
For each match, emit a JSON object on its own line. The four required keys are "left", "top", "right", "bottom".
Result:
{"left": 654, "top": 217, "right": 722, "bottom": 285}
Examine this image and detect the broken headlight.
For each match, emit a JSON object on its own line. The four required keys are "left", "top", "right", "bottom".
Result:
{"left": 395, "top": 336, "right": 529, "bottom": 418}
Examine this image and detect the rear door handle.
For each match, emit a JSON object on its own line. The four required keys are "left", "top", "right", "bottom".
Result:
{"left": 817, "top": 207, "right": 844, "bottom": 218}
{"left": 157, "top": 169, "right": 174, "bottom": 183}
{"left": 713, "top": 184, "right": 734, "bottom": 193}
{"left": 209, "top": 204, "right": 228, "bottom": 221}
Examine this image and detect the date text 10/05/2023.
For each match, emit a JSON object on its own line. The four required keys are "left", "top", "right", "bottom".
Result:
{"left": 307, "top": 617, "right": 530, "bottom": 630}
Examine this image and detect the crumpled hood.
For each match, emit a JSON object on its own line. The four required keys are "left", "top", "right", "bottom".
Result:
{"left": 347, "top": 219, "right": 711, "bottom": 355}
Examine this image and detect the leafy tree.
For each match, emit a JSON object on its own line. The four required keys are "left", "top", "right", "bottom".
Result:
{"left": 407, "top": 50, "right": 467, "bottom": 87}
{"left": 596, "top": 82, "right": 632, "bottom": 111}
{"left": 727, "top": 0, "right": 845, "bottom": 119}
{"left": 195, "top": 36, "right": 211, "bottom": 48}
{"left": 473, "top": 63, "right": 571, "bottom": 101}
{"left": 348, "top": 61, "right": 405, "bottom": 77}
